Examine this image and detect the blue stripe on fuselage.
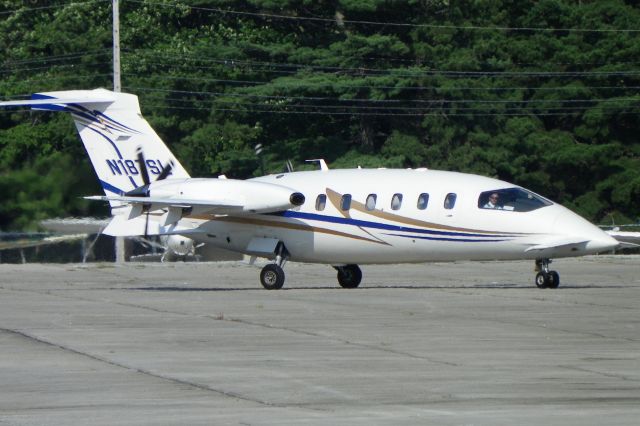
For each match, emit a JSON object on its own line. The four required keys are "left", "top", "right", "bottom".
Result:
{"left": 275, "top": 210, "right": 518, "bottom": 239}
{"left": 383, "top": 233, "right": 510, "bottom": 243}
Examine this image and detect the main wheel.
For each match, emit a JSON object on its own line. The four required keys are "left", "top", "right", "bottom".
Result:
{"left": 260, "top": 264, "right": 285, "bottom": 290}
{"left": 337, "top": 264, "right": 362, "bottom": 288}
{"left": 535, "top": 271, "right": 549, "bottom": 289}
{"left": 548, "top": 271, "right": 560, "bottom": 289}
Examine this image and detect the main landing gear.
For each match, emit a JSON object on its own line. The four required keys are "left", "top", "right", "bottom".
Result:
{"left": 535, "top": 258, "right": 560, "bottom": 289}
{"left": 334, "top": 264, "right": 362, "bottom": 288}
{"left": 258, "top": 243, "right": 363, "bottom": 289}
{"left": 259, "top": 243, "right": 288, "bottom": 290}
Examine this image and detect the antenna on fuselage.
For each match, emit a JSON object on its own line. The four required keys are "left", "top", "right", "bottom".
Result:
{"left": 305, "top": 159, "right": 329, "bottom": 171}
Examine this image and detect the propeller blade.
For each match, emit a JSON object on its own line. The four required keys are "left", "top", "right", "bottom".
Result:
{"left": 136, "top": 147, "right": 151, "bottom": 186}
{"left": 157, "top": 160, "right": 174, "bottom": 181}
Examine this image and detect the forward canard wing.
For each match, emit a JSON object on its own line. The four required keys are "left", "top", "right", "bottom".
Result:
{"left": 605, "top": 230, "right": 640, "bottom": 248}
{"left": 524, "top": 236, "right": 590, "bottom": 252}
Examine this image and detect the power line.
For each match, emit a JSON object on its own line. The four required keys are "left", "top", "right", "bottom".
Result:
{"left": 127, "top": 0, "right": 640, "bottom": 33}
{"left": 9, "top": 47, "right": 639, "bottom": 75}
{"left": 136, "top": 90, "right": 639, "bottom": 107}
{"left": 2, "top": 50, "right": 111, "bottom": 66}
{"left": 122, "top": 58, "right": 640, "bottom": 79}
{"left": 127, "top": 47, "right": 640, "bottom": 69}
{"left": 126, "top": 72, "right": 640, "bottom": 93}
{"left": 0, "top": 0, "right": 107, "bottom": 16}
{"left": 145, "top": 95, "right": 639, "bottom": 110}
{"left": 0, "top": 62, "right": 112, "bottom": 75}
{"left": 141, "top": 103, "right": 640, "bottom": 117}
{"left": 129, "top": 85, "right": 640, "bottom": 98}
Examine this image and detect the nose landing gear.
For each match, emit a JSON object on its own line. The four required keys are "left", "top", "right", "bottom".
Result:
{"left": 535, "top": 258, "right": 560, "bottom": 289}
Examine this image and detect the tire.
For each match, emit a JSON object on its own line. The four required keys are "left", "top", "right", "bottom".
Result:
{"left": 535, "top": 271, "right": 549, "bottom": 289}
{"left": 548, "top": 271, "right": 560, "bottom": 289}
{"left": 260, "top": 264, "right": 285, "bottom": 290}
{"left": 337, "top": 264, "right": 362, "bottom": 288}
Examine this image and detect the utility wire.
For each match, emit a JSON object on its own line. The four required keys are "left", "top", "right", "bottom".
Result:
{"left": 129, "top": 85, "right": 640, "bottom": 97}
{"left": 123, "top": 59, "right": 640, "bottom": 79}
{"left": 126, "top": 73, "right": 640, "bottom": 91}
{"left": 141, "top": 103, "right": 640, "bottom": 117}
{"left": 128, "top": 0, "right": 640, "bottom": 33}
{"left": 135, "top": 90, "right": 639, "bottom": 107}
{"left": 130, "top": 49, "right": 640, "bottom": 72}
{"left": 0, "top": 0, "right": 107, "bottom": 16}
{"left": 0, "top": 62, "right": 113, "bottom": 75}
{"left": 2, "top": 50, "right": 111, "bottom": 66}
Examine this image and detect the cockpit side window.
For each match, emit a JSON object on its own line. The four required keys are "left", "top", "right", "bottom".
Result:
{"left": 478, "top": 188, "right": 552, "bottom": 212}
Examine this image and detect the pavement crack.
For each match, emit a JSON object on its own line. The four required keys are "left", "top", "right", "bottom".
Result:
{"left": 222, "top": 317, "right": 460, "bottom": 367}
{"left": 0, "top": 327, "right": 306, "bottom": 410}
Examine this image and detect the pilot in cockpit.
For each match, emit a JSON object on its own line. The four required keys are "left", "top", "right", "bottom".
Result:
{"left": 483, "top": 192, "right": 502, "bottom": 209}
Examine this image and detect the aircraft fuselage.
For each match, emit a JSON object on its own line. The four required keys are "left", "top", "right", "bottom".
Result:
{"left": 182, "top": 168, "right": 616, "bottom": 265}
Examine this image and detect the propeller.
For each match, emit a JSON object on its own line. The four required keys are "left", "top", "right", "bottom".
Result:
{"left": 126, "top": 147, "right": 175, "bottom": 238}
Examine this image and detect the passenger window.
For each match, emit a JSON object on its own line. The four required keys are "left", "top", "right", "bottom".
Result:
{"left": 444, "top": 193, "right": 457, "bottom": 209}
{"left": 417, "top": 193, "right": 429, "bottom": 210}
{"left": 341, "top": 194, "right": 352, "bottom": 211}
{"left": 365, "top": 194, "right": 377, "bottom": 211}
{"left": 391, "top": 193, "right": 403, "bottom": 210}
{"left": 315, "top": 194, "right": 326, "bottom": 211}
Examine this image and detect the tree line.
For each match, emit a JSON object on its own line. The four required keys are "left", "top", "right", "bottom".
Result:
{"left": 1, "top": 0, "right": 639, "bottom": 230}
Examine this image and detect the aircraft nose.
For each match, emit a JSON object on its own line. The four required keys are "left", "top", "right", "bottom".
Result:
{"left": 553, "top": 208, "right": 619, "bottom": 253}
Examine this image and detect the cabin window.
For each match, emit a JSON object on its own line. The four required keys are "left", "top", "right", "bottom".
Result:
{"left": 315, "top": 194, "right": 327, "bottom": 211}
{"left": 478, "top": 188, "right": 552, "bottom": 212}
{"left": 417, "top": 193, "right": 429, "bottom": 210}
{"left": 391, "top": 193, "right": 403, "bottom": 210}
{"left": 365, "top": 194, "right": 377, "bottom": 211}
{"left": 444, "top": 193, "right": 457, "bottom": 209}
{"left": 341, "top": 194, "right": 352, "bottom": 211}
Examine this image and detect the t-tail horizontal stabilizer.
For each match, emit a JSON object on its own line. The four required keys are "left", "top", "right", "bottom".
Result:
{"left": 0, "top": 88, "right": 191, "bottom": 205}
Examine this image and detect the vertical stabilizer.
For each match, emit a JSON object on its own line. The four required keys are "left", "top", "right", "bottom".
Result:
{"left": 28, "top": 88, "right": 190, "bottom": 197}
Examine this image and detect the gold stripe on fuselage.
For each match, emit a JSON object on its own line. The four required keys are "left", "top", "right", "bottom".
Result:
{"left": 325, "top": 188, "right": 528, "bottom": 236}
{"left": 190, "top": 215, "right": 390, "bottom": 245}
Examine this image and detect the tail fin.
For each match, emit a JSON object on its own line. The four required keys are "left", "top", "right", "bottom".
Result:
{"left": 3, "top": 88, "right": 190, "bottom": 197}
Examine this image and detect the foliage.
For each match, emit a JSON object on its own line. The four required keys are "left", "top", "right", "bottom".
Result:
{"left": 1, "top": 0, "right": 640, "bottom": 229}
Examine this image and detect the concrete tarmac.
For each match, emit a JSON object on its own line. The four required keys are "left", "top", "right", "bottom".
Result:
{"left": 0, "top": 256, "right": 639, "bottom": 425}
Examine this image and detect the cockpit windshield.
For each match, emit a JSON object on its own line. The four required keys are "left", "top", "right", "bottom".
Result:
{"left": 478, "top": 188, "right": 552, "bottom": 212}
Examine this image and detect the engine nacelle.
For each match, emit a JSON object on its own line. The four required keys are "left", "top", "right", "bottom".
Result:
{"left": 147, "top": 177, "right": 304, "bottom": 214}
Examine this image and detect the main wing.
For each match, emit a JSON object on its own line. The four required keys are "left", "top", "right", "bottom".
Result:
{"left": 87, "top": 178, "right": 306, "bottom": 236}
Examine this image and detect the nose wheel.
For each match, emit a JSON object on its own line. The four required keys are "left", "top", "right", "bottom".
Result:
{"left": 535, "top": 259, "right": 560, "bottom": 289}
{"left": 260, "top": 263, "right": 285, "bottom": 290}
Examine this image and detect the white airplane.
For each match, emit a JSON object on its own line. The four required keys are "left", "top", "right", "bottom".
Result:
{"left": 0, "top": 89, "right": 623, "bottom": 289}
